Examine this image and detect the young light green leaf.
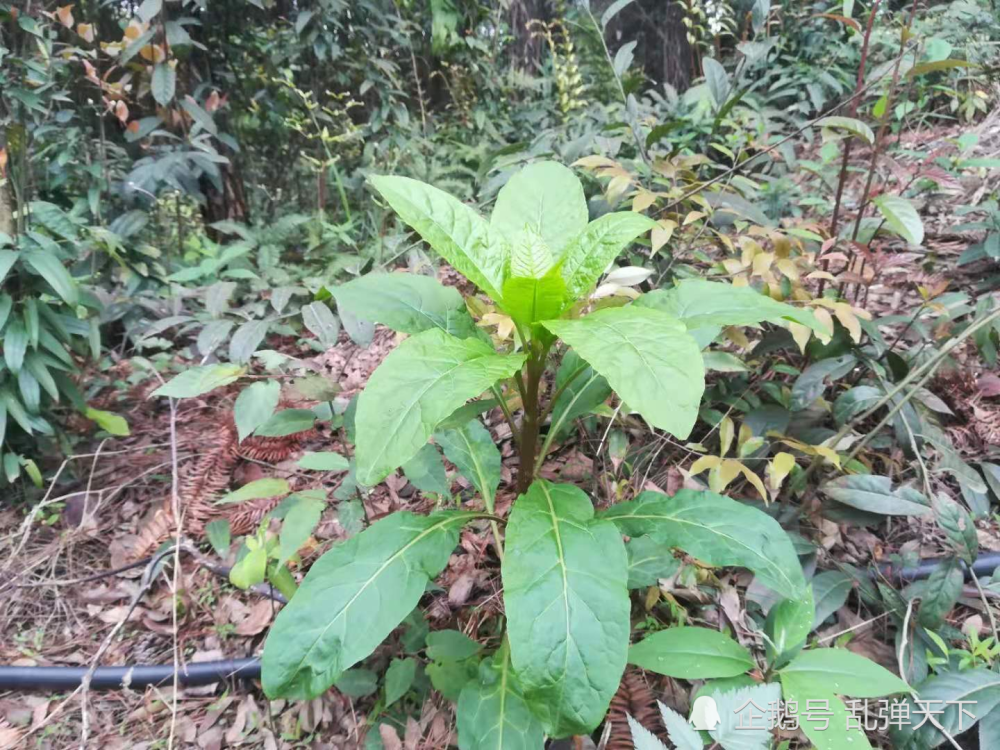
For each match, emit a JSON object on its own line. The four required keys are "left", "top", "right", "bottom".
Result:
{"left": 873, "top": 194, "right": 924, "bottom": 245}
{"left": 542, "top": 306, "right": 705, "bottom": 440}
{"left": 23, "top": 251, "right": 78, "bottom": 305}
{"left": 491, "top": 161, "right": 587, "bottom": 257}
{"left": 456, "top": 644, "right": 545, "bottom": 750}
{"left": 779, "top": 648, "right": 911, "bottom": 697}
{"left": 385, "top": 657, "right": 417, "bottom": 707}
{"left": 636, "top": 280, "right": 825, "bottom": 333}
{"left": 434, "top": 419, "right": 501, "bottom": 511}
{"left": 229, "top": 319, "right": 269, "bottom": 363}
{"left": 602, "top": 489, "right": 808, "bottom": 601}
{"left": 218, "top": 477, "right": 290, "bottom": 505}
{"left": 369, "top": 175, "right": 504, "bottom": 301}
{"left": 234, "top": 380, "right": 280, "bottom": 442}
{"left": 765, "top": 592, "right": 815, "bottom": 666}
{"left": 253, "top": 408, "right": 316, "bottom": 437}
{"left": 355, "top": 329, "right": 526, "bottom": 486}
{"left": 502, "top": 481, "right": 629, "bottom": 737}
{"left": 559, "top": 212, "right": 658, "bottom": 299}
{"left": 817, "top": 116, "right": 875, "bottom": 145}
{"left": 500, "top": 270, "right": 567, "bottom": 327}
{"left": 332, "top": 272, "right": 476, "bottom": 337}
{"left": 301, "top": 302, "right": 341, "bottom": 347}
{"left": 205, "top": 519, "right": 231, "bottom": 557}
{"left": 297, "top": 451, "right": 350, "bottom": 472}
{"left": 261, "top": 510, "right": 472, "bottom": 699}
{"left": 152, "top": 364, "right": 246, "bottom": 398}
{"left": 820, "top": 475, "right": 931, "bottom": 516}
{"left": 402, "top": 443, "right": 451, "bottom": 495}
{"left": 629, "top": 627, "right": 754, "bottom": 679}
{"left": 85, "top": 408, "right": 130, "bottom": 436}
{"left": 274, "top": 491, "right": 325, "bottom": 566}
{"left": 230, "top": 545, "right": 267, "bottom": 589}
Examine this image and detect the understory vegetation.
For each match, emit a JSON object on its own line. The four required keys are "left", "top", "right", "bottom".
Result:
{"left": 2, "top": 0, "right": 1000, "bottom": 748}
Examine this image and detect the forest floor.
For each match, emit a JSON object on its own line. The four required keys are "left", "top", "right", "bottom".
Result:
{"left": 2, "top": 112, "right": 1000, "bottom": 750}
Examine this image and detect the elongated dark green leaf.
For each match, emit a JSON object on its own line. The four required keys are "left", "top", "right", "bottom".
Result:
{"left": 873, "top": 194, "right": 924, "bottom": 245}
{"left": 369, "top": 175, "right": 504, "bottom": 300}
{"left": 333, "top": 272, "right": 475, "bottom": 337}
{"left": 229, "top": 320, "right": 269, "bottom": 363}
{"left": 629, "top": 627, "right": 754, "bottom": 679}
{"left": 502, "top": 481, "right": 629, "bottom": 737}
{"left": 23, "top": 252, "right": 78, "bottom": 306}
{"left": 890, "top": 669, "right": 1000, "bottom": 748}
{"left": 234, "top": 380, "right": 280, "bottom": 442}
{"left": 820, "top": 475, "right": 931, "bottom": 516}
{"left": 811, "top": 570, "right": 852, "bottom": 628}
{"left": 151, "top": 62, "right": 176, "bottom": 106}
{"left": 4, "top": 319, "right": 27, "bottom": 373}
{"left": 434, "top": 419, "right": 501, "bottom": 511}
{"left": 779, "top": 648, "right": 910, "bottom": 697}
{"left": 602, "top": 489, "right": 808, "bottom": 601}
{"left": 491, "top": 162, "right": 587, "bottom": 256}
{"left": 548, "top": 350, "right": 611, "bottom": 442}
{"left": 152, "top": 364, "right": 246, "bottom": 398}
{"left": 543, "top": 306, "right": 704, "bottom": 440}
{"left": 636, "top": 280, "right": 824, "bottom": 333}
{"left": 457, "top": 644, "right": 545, "bottom": 750}
{"left": 355, "top": 330, "right": 525, "bottom": 486}
{"left": 0, "top": 250, "right": 18, "bottom": 285}
{"left": 559, "top": 213, "right": 658, "bottom": 299}
{"left": 261, "top": 510, "right": 472, "bottom": 699}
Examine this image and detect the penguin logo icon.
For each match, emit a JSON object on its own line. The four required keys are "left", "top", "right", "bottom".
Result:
{"left": 690, "top": 695, "right": 721, "bottom": 731}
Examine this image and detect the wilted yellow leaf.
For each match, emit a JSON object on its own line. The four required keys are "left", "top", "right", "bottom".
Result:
{"left": 769, "top": 451, "right": 796, "bottom": 491}
{"left": 632, "top": 189, "right": 658, "bottom": 213}
{"left": 683, "top": 211, "right": 706, "bottom": 226}
{"left": 719, "top": 416, "right": 734, "bottom": 458}
{"left": 651, "top": 219, "right": 677, "bottom": 255}
{"left": 740, "top": 465, "right": 768, "bottom": 504}
{"left": 56, "top": 4, "right": 74, "bottom": 28}
{"left": 77, "top": 22, "right": 94, "bottom": 42}
{"left": 690, "top": 455, "right": 721, "bottom": 475}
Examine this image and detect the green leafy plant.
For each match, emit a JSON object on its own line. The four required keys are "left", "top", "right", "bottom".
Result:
{"left": 255, "top": 161, "right": 842, "bottom": 743}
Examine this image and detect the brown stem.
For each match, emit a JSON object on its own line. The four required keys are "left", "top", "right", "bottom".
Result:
{"left": 515, "top": 340, "right": 552, "bottom": 494}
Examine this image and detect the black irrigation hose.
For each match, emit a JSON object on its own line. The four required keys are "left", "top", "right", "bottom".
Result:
{"left": 4, "top": 553, "right": 1000, "bottom": 692}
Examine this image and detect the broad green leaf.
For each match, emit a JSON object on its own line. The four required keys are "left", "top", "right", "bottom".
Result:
{"left": 890, "top": 669, "right": 1000, "bottom": 748}
{"left": 276, "top": 492, "right": 325, "bottom": 566}
{"left": 548, "top": 350, "right": 611, "bottom": 442}
{"left": 915, "top": 557, "right": 963, "bottom": 628}
{"left": 234, "top": 380, "right": 280, "bottom": 442}
{"left": 779, "top": 648, "right": 910, "bottom": 697}
{"left": 602, "top": 490, "right": 808, "bottom": 601}
{"left": 369, "top": 175, "right": 504, "bottom": 300}
{"left": 355, "top": 329, "right": 525, "bottom": 486}
{"left": 434, "top": 419, "right": 501, "bottom": 511}
{"left": 637, "top": 280, "right": 825, "bottom": 333}
{"left": 780, "top": 677, "right": 872, "bottom": 750}
{"left": 2, "top": 389, "right": 33, "bottom": 435}
{"left": 873, "top": 194, "right": 924, "bottom": 245}
{"left": 152, "top": 364, "right": 246, "bottom": 398}
{"left": 218, "top": 477, "right": 290, "bottom": 505}
{"left": 402, "top": 443, "right": 451, "bottom": 495}
{"left": 559, "top": 212, "right": 658, "bottom": 299}
{"left": 502, "top": 481, "right": 629, "bottom": 737}
{"left": 428, "top": 659, "right": 479, "bottom": 701}
{"left": 297, "top": 451, "right": 350, "bottom": 472}
{"left": 385, "top": 657, "right": 417, "bottom": 706}
{"left": 817, "top": 115, "right": 875, "bottom": 144}
{"left": 261, "top": 510, "right": 471, "bottom": 699}
{"left": 811, "top": 571, "right": 852, "bottom": 628}
{"left": 500, "top": 269, "right": 566, "bottom": 326}
{"left": 205, "top": 519, "right": 231, "bottom": 556}
{"left": 254, "top": 408, "right": 316, "bottom": 437}
{"left": 426, "top": 630, "right": 481, "bottom": 662}
{"left": 332, "top": 272, "right": 475, "bottom": 337}
{"left": 181, "top": 96, "right": 217, "bottom": 134}
{"left": 23, "top": 252, "right": 78, "bottom": 305}
{"left": 0, "top": 251, "right": 18, "bottom": 285}
{"left": 4, "top": 319, "right": 27, "bottom": 373}
{"left": 301, "top": 302, "right": 341, "bottom": 347}
{"left": 334, "top": 668, "right": 378, "bottom": 697}
{"left": 703, "top": 57, "right": 730, "bottom": 107}
{"left": 230, "top": 545, "right": 267, "bottom": 588}
{"left": 542, "top": 306, "right": 705, "bottom": 440}
{"left": 765, "top": 593, "right": 815, "bottom": 665}
{"left": 625, "top": 535, "right": 680, "bottom": 588}
{"left": 490, "top": 161, "right": 587, "bottom": 257}
{"left": 151, "top": 63, "right": 176, "bottom": 105}
{"left": 85, "top": 408, "right": 130, "bottom": 436}
{"left": 820, "top": 475, "right": 931, "bottom": 516}
{"left": 229, "top": 320, "right": 269, "bottom": 363}
{"left": 629, "top": 627, "right": 754, "bottom": 679}
{"left": 457, "top": 644, "right": 545, "bottom": 750}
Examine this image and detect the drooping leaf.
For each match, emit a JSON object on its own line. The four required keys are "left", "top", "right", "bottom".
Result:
{"left": 790, "top": 355, "right": 857, "bottom": 411}
{"left": 261, "top": 510, "right": 472, "bottom": 699}
{"left": 456, "top": 644, "right": 545, "bottom": 750}
{"left": 502, "top": 481, "right": 629, "bottom": 737}
{"left": 234, "top": 380, "right": 280, "bottom": 442}
{"left": 218, "top": 478, "right": 290, "bottom": 505}
{"left": 629, "top": 627, "right": 754, "bottom": 679}
{"left": 778, "top": 648, "right": 910, "bottom": 697}
{"left": 355, "top": 329, "right": 526, "bottom": 486}
{"left": 0, "top": 251, "right": 18, "bottom": 285}
{"left": 23, "top": 251, "right": 78, "bottom": 305}
{"left": 820, "top": 475, "right": 931, "bottom": 516}
{"left": 816, "top": 116, "right": 875, "bottom": 145}
{"left": 229, "top": 319, "right": 269, "bottom": 363}
{"left": 4, "top": 319, "right": 27, "bottom": 373}
{"left": 205, "top": 519, "right": 231, "bottom": 557}
{"left": 491, "top": 161, "right": 587, "bottom": 257}
{"left": 765, "top": 593, "right": 815, "bottom": 664}
{"left": 703, "top": 57, "right": 730, "bottom": 107}
{"left": 890, "top": 669, "right": 1000, "bottom": 748}
{"left": 152, "top": 364, "right": 246, "bottom": 398}
{"left": 543, "top": 306, "right": 704, "bottom": 440}
{"left": 811, "top": 571, "right": 853, "bottom": 628}
{"left": 559, "top": 213, "right": 658, "bottom": 299}
{"left": 253, "top": 408, "right": 316, "bottom": 437}
{"left": 369, "top": 175, "right": 504, "bottom": 301}
{"left": 873, "top": 195, "right": 924, "bottom": 245}
{"left": 332, "top": 272, "right": 475, "bottom": 338}
{"left": 547, "top": 350, "right": 611, "bottom": 442}
{"left": 602, "top": 489, "right": 808, "bottom": 602}
{"left": 914, "top": 557, "right": 963, "bottom": 628}
{"left": 401, "top": 443, "right": 451, "bottom": 495}
{"left": 636, "top": 280, "right": 825, "bottom": 333}
{"left": 434, "top": 419, "right": 501, "bottom": 511}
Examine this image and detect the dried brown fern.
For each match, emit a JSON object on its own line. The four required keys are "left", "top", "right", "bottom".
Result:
{"left": 605, "top": 669, "right": 663, "bottom": 750}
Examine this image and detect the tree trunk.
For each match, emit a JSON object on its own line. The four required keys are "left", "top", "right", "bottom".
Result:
{"left": 201, "top": 157, "right": 248, "bottom": 241}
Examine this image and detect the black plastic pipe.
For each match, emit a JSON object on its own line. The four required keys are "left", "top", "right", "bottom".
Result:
{"left": 0, "top": 658, "right": 260, "bottom": 691}
{"left": 872, "top": 552, "right": 1000, "bottom": 582}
